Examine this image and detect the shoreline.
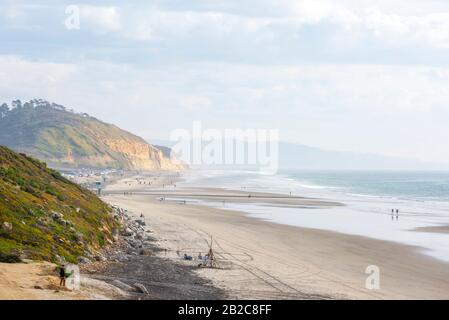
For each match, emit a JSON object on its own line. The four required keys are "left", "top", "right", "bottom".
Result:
{"left": 413, "top": 225, "right": 449, "bottom": 234}
{"left": 97, "top": 174, "right": 449, "bottom": 299}
{"left": 104, "top": 181, "right": 449, "bottom": 263}
{"left": 5, "top": 172, "right": 448, "bottom": 300}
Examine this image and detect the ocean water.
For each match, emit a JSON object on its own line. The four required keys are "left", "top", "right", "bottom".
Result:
{"left": 283, "top": 170, "right": 449, "bottom": 202}
{"left": 179, "top": 169, "right": 449, "bottom": 262}
{"left": 181, "top": 169, "right": 449, "bottom": 201}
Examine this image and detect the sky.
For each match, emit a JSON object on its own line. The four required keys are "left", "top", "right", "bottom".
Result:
{"left": 1, "top": 0, "right": 449, "bottom": 163}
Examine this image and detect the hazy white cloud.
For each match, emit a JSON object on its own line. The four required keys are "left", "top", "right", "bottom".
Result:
{"left": 0, "top": 55, "right": 78, "bottom": 97}
{"left": 2, "top": 5, "right": 23, "bottom": 21}
{"left": 1, "top": 1, "right": 449, "bottom": 163}
{"left": 362, "top": 8, "right": 449, "bottom": 48}
{"left": 2, "top": 55, "right": 449, "bottom": 162}
{"left": 94, "top": 0, "right": 449, "bottom": 51}
{"left": 80, "top": 5, "right": 121, "bottom": 32}
{"left": 179, "top": 95, "right": 212, "bottom": 110}
{"left": 2, "top": 1, "right": 449, "bottom": 64}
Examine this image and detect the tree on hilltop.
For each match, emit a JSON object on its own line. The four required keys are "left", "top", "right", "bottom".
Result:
{"left": 0, "top": 103, "right": 9, "bottom": 118}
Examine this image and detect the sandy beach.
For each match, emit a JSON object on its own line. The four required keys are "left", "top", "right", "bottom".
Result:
{"left": 2, "top": 172, "right": 448, "bottom": 300}
{"left": 99, "top": 174, "right": 449, "bottom": 300}
{"left": 0, "top": 261, "right": 130, "bottom": 300}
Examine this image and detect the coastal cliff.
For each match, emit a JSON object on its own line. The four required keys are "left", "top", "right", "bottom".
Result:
{"left": 0, "top": 99, "right": 183, "bottom": 171}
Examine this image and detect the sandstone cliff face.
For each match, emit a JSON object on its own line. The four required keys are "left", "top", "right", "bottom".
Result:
{"left": 102, "top": 137, "right": 182, "bottom": 170}
{"left": 101, "top": 137, "right": 162, "bottom": 170}
{"left": 0, "top": 99, "right": 184, "bottom": 171}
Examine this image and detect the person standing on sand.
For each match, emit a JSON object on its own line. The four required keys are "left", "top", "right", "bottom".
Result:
{"left": 59, "top": 265, "right": 66, "bottom": 287}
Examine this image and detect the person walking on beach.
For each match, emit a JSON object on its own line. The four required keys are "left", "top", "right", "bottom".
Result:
{"left": 59, "top": 264, "right": 66, "bottom": 287}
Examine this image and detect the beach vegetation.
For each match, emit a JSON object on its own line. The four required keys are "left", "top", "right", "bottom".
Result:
{"left": 0, "top": 145, "right": 118, "bottom": 263}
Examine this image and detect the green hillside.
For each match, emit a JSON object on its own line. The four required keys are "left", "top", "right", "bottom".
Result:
{"left": 0, "top": 145, "right": 118, "bottom": 263}
{"left": 0, "top": 99, "right": 181, "bottom": 170}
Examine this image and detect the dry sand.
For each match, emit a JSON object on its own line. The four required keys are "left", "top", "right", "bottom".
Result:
{"left": 101, "top": 175, "right": 449, "bottom": 300}
{"left": 0, "top": 262, "right": 78, "bottom": 300}
{"left": 0, "top": 261, "right": 130, "bottom": 300}
{"left": 3, "top": 173, "right": 448, "bottom": 300}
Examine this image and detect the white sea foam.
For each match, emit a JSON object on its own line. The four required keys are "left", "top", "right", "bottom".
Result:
{"left": 179, "top": 169, "right": 449, "bottom": 262}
